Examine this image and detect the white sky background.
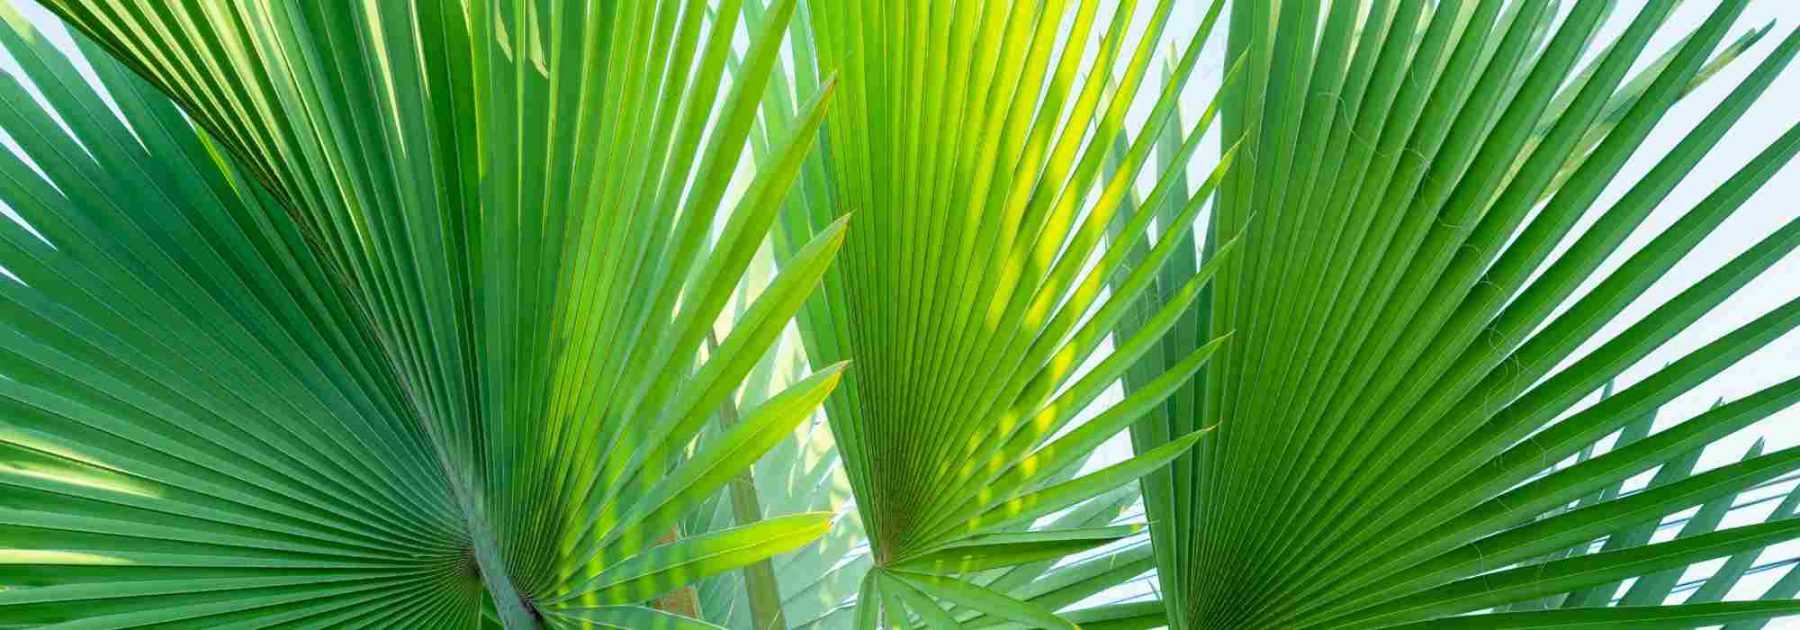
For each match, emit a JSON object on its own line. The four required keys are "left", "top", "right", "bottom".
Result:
{"left": 2, "top": 0, "right": 1798, "bottom": 621}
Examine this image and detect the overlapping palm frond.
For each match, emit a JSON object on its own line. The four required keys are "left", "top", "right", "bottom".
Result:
{"left": 678, "top": 323, "right": 870, "bottom": 630}
{"left": 717, "top": 3, "right": 1186, "bottom": 627}
{"left": 3, "top": 0, "right": 1797, "bottom": 627}
{"left": 0, "top": 0, "right": 847, "bottom": 626}
{"left": 1123, "top": 0, "right": 1800, "bottom": 627}
{"left": 767, "top": 0, "right": 1244, "bottom": 625}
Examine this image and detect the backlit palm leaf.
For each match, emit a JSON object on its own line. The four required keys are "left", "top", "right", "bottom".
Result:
{"left": 779, "top": 0, "right": 1237, "bottom": 624}
{"left": 0, "top": 0, "right": 843, "bottom": 626}
{"left": 682, "top": 327, "right": 870, "bottom": 630}
{"left": 2, "top": 0, "right": 1796, "bottom": 627}
{"left": 1132, "top": 0, "right": 1800, "bottom": 627}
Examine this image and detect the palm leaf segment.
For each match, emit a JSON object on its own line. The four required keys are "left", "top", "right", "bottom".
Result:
{"left": 0, "top": 0, "right": 845, "bottom": 626}
{"left": 677, "top": 339, "right": 866, "bottom": 629}
{"left": 776, "top": 0, "right": 1242, "bottom": 624}
{"left": 1120, "top": 0, "right": 1800, "bottom": 627}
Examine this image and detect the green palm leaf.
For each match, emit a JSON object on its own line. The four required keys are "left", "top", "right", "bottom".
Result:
{"left": 0, "top": 0, "right": 843, "bottom": 626}
{"left": 5, "top": 0, "right": 1797, "bottom": 627}
{"left": 771, "top": 0, "right": 1240, "bottom": 623}
{"left": 1127, "top": 0, "right": 1800, "bottom": 627}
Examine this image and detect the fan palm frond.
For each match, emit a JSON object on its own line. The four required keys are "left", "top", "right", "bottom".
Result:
{"left": 775, "top": 0, "right": 1239, "bottom": 624}
{"left": 1132, "top": 0, "right": 1800, "bottom": 626}
{"left": 4, "top": 0, "right": 1797, "bottom": 627}
{"left": 0, "top": 0, "right": 845, "bottom": 626}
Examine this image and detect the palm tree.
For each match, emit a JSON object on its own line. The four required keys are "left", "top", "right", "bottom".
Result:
{"left": 4, "top": 0, "right": 1800, "bottom": 628}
